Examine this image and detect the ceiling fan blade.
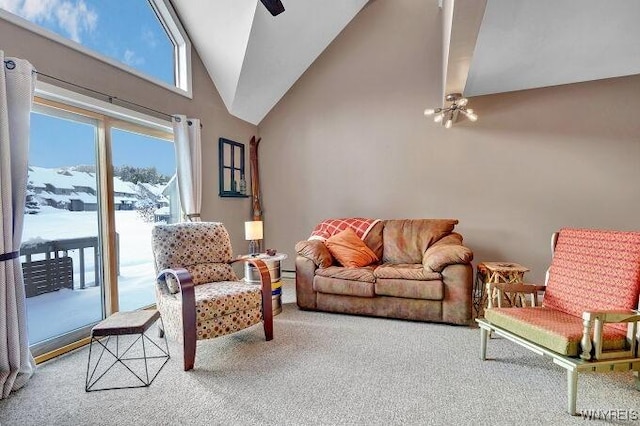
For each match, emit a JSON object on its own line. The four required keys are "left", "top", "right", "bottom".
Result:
{"left": 260, "top": 0, "right": 285, "bottom": 16}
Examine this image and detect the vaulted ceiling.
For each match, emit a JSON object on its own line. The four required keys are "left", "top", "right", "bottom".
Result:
{"left": 171, "top": 0, "right": 368, "bottom": 125}
{"left": 447, "top": 0, "right": 640, "bottom": 100}
{"left": 172, "top": 0, "right": 640, "bottom": 124}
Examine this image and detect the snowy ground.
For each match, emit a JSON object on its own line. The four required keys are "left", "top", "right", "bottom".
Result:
{"left": 23, "top": 207, "right": 157, "bottom": 344}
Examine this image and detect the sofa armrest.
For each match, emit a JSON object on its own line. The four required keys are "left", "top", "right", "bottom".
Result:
{"left": 580, "top": 310, "right": 640, "bottom": 361}
{"left": 295, "top": 240, "right": 333, "bottom": 268}
{"left": 423, "top": 243, "right": 473, "bottom": 272}
{"left": 440, "top": 263, "right": 474, "bottom": 325}
{"left": 295, "top": 256, "right": 318, "bottom": 310}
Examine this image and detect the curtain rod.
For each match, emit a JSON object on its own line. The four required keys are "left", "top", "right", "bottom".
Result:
{"left": 35, "top": 70, "right": 180, "bottom": 121}
{"left": 3, "top": 60, "right": 202, "bottom": 127}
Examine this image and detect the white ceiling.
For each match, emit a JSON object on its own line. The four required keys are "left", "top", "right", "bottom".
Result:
{"left": 171, "top": 0, "right": 640, "bottom": 124}
{"left": 171, "top": 0, "right": 368, "bottom": 125}
{"left": 462, "top": 0, "right": 640, "bottom": 97}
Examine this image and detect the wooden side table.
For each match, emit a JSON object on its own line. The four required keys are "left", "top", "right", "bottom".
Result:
{"left": 473, "top": 262, "right": 530, "bottom": 317}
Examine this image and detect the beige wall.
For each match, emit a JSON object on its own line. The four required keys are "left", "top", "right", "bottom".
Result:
{"left": 0, "top": 17, "right": 257, "bottom": 252}
{"left": 257, "top": 0, "right": 640, "bottom": 282}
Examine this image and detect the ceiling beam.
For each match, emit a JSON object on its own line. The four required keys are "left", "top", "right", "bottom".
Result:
{"left": 442, "top": 0, "right": 487, "bottom": 101}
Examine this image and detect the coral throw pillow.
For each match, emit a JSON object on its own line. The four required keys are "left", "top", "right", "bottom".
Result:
{"left": 324, "top": 227, "right": 379, "bottom": 267}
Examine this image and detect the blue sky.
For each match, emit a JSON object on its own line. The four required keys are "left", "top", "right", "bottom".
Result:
{"left": 1, "top": 0, "right": 177, "bottom": 176}
{"left": 1, "top": 0, "right": 175, "bottom": 84}
{"left": 30, "top": 113, "right": 176, "bottom": 177}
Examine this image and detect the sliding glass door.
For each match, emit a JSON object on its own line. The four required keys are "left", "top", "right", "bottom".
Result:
{"left": 23, "top": 104, "right": 105, "bottom": 355}
{"left": 22, "top": 98, "right": 174, "bottom": 359}
{"left": 110, "top": 126, "right": 177, "bottom": 311}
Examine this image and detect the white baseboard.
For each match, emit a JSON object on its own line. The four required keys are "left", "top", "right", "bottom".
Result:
{"left": 282, "top": 270, "right": 295, "bottom": 280}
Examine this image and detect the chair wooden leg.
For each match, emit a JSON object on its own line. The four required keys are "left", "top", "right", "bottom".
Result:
{"left": 264, "top": 314, "right": 273, "bottom": 341}
{"left": 480, "top": 327, "right": 488, "bottom": 361}
{"left": 567, "top": 369, "right": 578, "bottom": 415}
{"left": 183, "top": 337, "right": 196, "bottom": 371}
{"left": 634, "top": 370, "right": 639, "bottom": 391}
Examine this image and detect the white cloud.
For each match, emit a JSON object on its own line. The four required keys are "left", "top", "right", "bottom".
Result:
{"left": 123, "top": 49, "right": 144, "bottom": 67}
{"left": 142, "top": 28, "right": 158, "bottom": 49}
{"left": 4, "top": 0, "right": 97, "bottom": 43}
{"left": 20, "top": 0, "right": 57, "bottom": 21}
{"left": 55, "top": 0, "right": 97, "bottom": 43}
{"left": 0, "top": 0, "right": 22, "bottom": 14}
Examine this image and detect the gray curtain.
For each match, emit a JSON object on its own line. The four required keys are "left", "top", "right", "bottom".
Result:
{"left": 0, "top": 51, "right": 37, "bottom": 399}
{"left": 172, "top": 115, "right": 202, "bottom": 222}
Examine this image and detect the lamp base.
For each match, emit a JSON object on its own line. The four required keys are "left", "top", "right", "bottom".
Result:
{"left": 248, "top": 240, "right": 260, "bottom": 256}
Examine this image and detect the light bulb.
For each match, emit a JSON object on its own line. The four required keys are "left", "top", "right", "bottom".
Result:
{"left": 457, "top": 97, "right": 468, "bottom": 107}
{"left": 444, "top": 119, "right": 453, "bottom": 129}
{"left": 461, "top": 109, "right": 478, "bottom": 122}
{"left": 434, "top": 113, "right": 444, "bottom": 123}
{"left": 424, "top": 108, "right": 435, "bottom": 116}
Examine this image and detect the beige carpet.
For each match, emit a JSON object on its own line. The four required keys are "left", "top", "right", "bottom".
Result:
{"left": 1, "top": 280, "right": 638, "bottom": 425}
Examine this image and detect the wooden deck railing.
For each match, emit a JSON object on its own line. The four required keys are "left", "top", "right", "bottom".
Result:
{"left": 20, "top": 235, "right": 118, "bottom": 298}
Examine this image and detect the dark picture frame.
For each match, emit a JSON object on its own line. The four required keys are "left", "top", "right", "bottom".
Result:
{"left": 218, "top": 138, "right": 248, "bottom": 198}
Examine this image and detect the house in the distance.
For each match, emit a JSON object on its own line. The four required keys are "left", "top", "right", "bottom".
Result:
{"left": 28, "top": 166, "right": 164, "bottom": 213}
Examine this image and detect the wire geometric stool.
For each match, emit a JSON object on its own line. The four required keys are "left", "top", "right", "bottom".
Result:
{"left": 85, "top": 310, "right": 170, "bottom": 392}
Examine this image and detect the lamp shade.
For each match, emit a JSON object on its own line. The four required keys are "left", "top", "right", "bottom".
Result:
{"left": 245, "top": 221, "right": 263, "bottom": 240}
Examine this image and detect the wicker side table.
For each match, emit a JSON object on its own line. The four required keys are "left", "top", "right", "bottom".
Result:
{"left": 473, "top": 262, "right": 530, "bottom": 318}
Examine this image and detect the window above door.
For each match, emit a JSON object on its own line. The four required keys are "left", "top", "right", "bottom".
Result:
{"left": 0, "top": 0, "right": 192, "bottom": 97}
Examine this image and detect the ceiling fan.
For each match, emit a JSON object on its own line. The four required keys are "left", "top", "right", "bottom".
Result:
{"left": 260, "top": 0, "right": 285, "bottom": 16}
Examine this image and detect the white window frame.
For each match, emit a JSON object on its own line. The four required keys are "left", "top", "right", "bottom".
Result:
{"left": 0, "top": 0, "right": 192, "bottom": 98}
{"left": 36, "top": 81, "right": 173, "bottom": 134}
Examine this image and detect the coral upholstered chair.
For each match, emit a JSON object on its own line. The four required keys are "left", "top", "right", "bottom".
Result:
{"left": 151, "top": 222, "right": 273, "bottom": 371}
{"left": 477, "top": 228, "right": 640, "bottom": 415}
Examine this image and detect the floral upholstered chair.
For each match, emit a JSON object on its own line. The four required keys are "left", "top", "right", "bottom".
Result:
{"left": 152, "top": 222, "right": 273, "bottom": 371}
{"left": 477, "top": 228, "right": 640, "bottom": 415}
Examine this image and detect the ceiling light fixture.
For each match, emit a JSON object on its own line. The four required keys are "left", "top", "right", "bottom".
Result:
{"left": 424, "top": 93, "right": 477, "bottom": 128}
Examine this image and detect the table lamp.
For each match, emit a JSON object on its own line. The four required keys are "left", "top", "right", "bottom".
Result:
{"left": 245, "top": 220, "right": 263, "bottom": 256}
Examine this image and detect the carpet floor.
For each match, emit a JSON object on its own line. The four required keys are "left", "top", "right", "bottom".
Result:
{"left": 1, "top": 280, "right": 638, "bottom": 425}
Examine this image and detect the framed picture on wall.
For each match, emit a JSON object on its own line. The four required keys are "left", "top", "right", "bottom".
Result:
{"left": 219, "top": 137, "right": 248, "bottom": 198}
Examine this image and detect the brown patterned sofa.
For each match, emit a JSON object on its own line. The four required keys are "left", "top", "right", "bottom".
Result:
{"left": 295, "top": 219, "right": 474, "bottom": 325}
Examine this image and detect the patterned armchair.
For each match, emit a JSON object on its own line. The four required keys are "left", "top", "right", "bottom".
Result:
{"left": 151, "top": 222, "right": 273, "bottom": 371}
{"left": 477, "top": 228, "right": 640, "bottom": 415}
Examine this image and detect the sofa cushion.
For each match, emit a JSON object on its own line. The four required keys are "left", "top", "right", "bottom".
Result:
{"left": 309, "top": 218, "right": 381, "bottom": 240}
{"left": 382, "top": 219, "right": 458, "bottom": 264}
{"left": 324, "top": 228, "right": 379, "bottom": 267}
{"left": 485, "top": 307, "right": 628, "bottom": 356}
{"left": 315, "top": 265, "right": 376, "bottom": 283}
{"left": 423, "top": 244, "right": 473, "bottom": 272}
{"left": 363, "top": 220, "right": 384, "bottom": 261}
{"left": 295, "top": 240, "right": 333, "bottom": 268}
{"left": 313, "top": 275, "right": 375, "bottom": 298}
{"left": 542, "top": 228, "right": 640, "bottom": 334}
{"left": 373, "top": 263, "right": 441, "bottom": 281}
{"left": 375, "top": 278, "right": 443, "bottom": 300}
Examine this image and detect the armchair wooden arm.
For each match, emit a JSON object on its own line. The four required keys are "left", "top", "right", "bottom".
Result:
{"left": 487, "top": 282, "right": 546, "bottom": 308}
{"left": 157, "top": 268, "right": 196, "bottom": 370}
{"left": 230, "top": 258, "right": 273, "bottom": 340}
{"left": 580, "top": 310, "right": 640, "bottom": 361}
